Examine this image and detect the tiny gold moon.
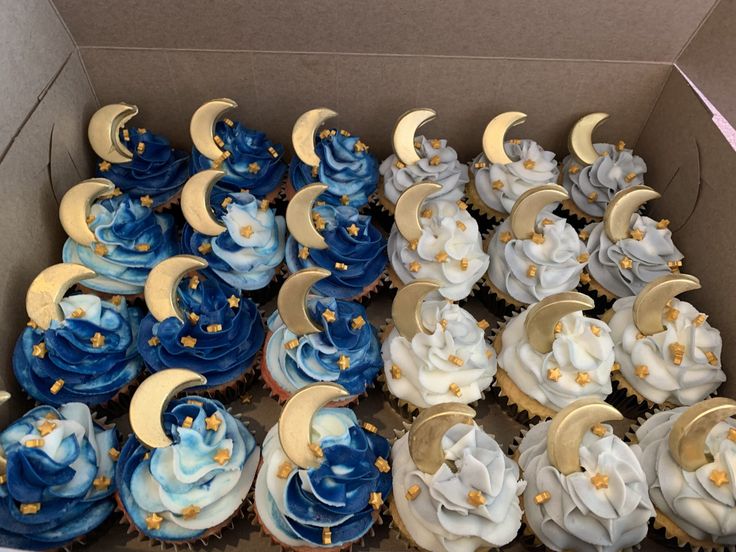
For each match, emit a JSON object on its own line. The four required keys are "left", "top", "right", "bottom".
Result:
{"left": 547, "top": 397, "right": 622, "bottom": 475}
{"left": 525, "top": 292, "right": 595, "bottom": 353}
{"left": 285, "top": 183, "right": 328, "bottom": 249}
{"left": 278, "top": 382, "right": 350, "bottom": 469}
{"left": 392, "top": 280, "right": 441, "bottom": 340}
{"left": 278, "top": 268, "right": 331, "bottom": 336}
{"left": 394, "top": 181, "right": 442, "bottom": 243}
{"left": 145, "top": 255, "right": 209, "bottom": 323}
{"left": 409, "top": 402, "right": 476, "bottom": 474}
{"left": 568, "top": 112, "right": 609, "bottom": 166}
{"left": 482, "top": 111, "right": 527, "bottom": 165}
{"left": 181, "top": 169, "right": 227, "bottom": 236}
{"left": 509, "top": 185, "right": 568, "bottom": 240}
{"left": 292, "top": 108, "right": 338, "bottom": 167}
{"left": 26, "top": 263, "right": 97, "bottom": 330}
{"left": 190, "top": 98, "right": 238, "bottom": 161}
{"left": 393, "top": 108, "right": 437, "bottom": 166}
{"left": 88, "top": 103, "right": 139, "bottom": 163}
{"left": 59, "top": 178, "right": 116, "bottom": 245}
{"left": 633, "top": 274, "right": 701, "bottom": 336}
{"left": 129, "top": 368, "right": 207, "bottom": 449}
{"left": 604, "top": 185, "right": 661, "bottom": 242}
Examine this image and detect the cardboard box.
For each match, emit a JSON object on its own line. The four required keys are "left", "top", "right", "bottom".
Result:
{"left": 0, "top": 1, "right": 734, "bottom": 550}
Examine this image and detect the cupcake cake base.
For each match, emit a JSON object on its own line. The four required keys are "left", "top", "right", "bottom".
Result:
{"left": 651, "top": 508, "right": 725, "bottom": 552}
{"left": 465, "top": 176, "right": 506, "bottom": 230}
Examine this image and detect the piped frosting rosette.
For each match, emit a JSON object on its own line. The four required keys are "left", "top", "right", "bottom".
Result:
{"left": 518, "top": 398, "right": 654, "bottom": 552}
{"left": 390, "top": 403, "right": 524, "bottom": 551}
{"left": 0, "top": 402, "right": 118, "bottom": 550}
{"left": 254, "top": 383, "right": 392, "bottom": 550}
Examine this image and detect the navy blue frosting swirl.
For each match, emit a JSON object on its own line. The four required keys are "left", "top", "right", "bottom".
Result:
{"left": 0, "top": 403, "right": 118, "bottom": 550}
{"left": 96, "top": 127, "right": 189, "bottom": 207}
{"left": 289, "top": 130, "right": 378, "bottom": 208}
{"left": 285, "top": 205, "right": 387, "bottom": 299}
{"left": 138, "top": 275, "right": 264, "bottom": 389}
{"left": 13, "top": 295, "right": 143, "bottom": 407}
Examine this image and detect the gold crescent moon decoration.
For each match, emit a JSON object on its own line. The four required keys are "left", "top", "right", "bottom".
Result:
{"left": 408, "top": 402, "right": 476, "bottom": 474}
{"left": 59, "top": 178, "right": 116, "bottom": 245}
{"left": 392, "top": 280, "right": 441, "bottom": 340}
{"left": 292, "top": 108, "right": 338, "bottom": 167}
{"left": 668, "top": 397, "right": 736, "bottom": 471}
{"left": 547, "top": 397, "right": 623, "bottom": 475}
{"left": 181, "top": 169, "right": 227, "bottom": 236}
{"left": 26, "top": 263, "right": 97, "bottom": 330}
{"left": 568, "top": 112, "right": 610, "bottom": 165}
{"left": 278, "top": 382, "right": 350, "bottom": 469}
{"left": 604, "top": 185, "right": 661, "bottom": 242}
{"left": 144, "top": 255, "right": 209, "bottom": 323}
{"left": 129, "top": 368, "right": 207, "bottom": 449}
{"left": 278, "top": 268, "right": 331, "bottom": 336}
{"left": 392, "top": 108, "right": 437, "bottom": 166}
{"left": 394, "top": 182, "right": 443, "bottom": 243}
{"left": 633, "top": 274, "right": 701, "bottom": 336}
{"left": 509, "top": 185, "right": 569, "bottom": 240}
{"left": 88, "top": 103, "right": 139, "bottom": 163}
{"left": 190, "top": 98, "right": 238, "bottom": 161}
{"left": 285, "top": 183, "right": 329, "bottom": 249}
{"left": 524, "top": 292, "right": 595, "bottom": 353}
{"left": 482, "top": 111, "right": 527, "bottom": 165}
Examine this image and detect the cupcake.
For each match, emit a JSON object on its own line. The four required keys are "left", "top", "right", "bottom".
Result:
{"left": 632, "top": 398, "right": 736, "bottom": 549}
{"left": 560, "top": 113, "right": 647, "bottom": 224}
{"left": 494, "top": 292, "right": 614, "bottom": 422}
{"left": 387, "top": 182, "right": 488, "bottom": 301}
{"left": 381, "top": 281, "right": 496, "bottom": 416}
{"left": 584, "top": 185, "right": 684, "bottom": 303}
{"left": 468, "top": 112, "right": 559, "bottom": 224}
{"left": 254, "top": 383, "right": 392, "bottom": 551}
{"left": 181, "top": 169, "right": 286, "bottom": 299}
{"left": 60, "top": 179, "right": 179, "bottom": 297}
{"left": 284, "top": 184, "right": 387, "bottom": 300}
{"left": 116, "top": 369, "right": 260, "bottom": 545}
{"left": 88, "top": 103, "right": 189, "bottom": 208}
{"left": 189, "top": 98, "right": 286, "bottom": 201}
{"left": 378, "top": 108, "right": 469, "bottom": 220}
{"left": 0, "top": 402, "right": 119, "bottom": 550}
{"left": 605, "top": 274, "right": 725, "bottom": 415}
{"left": 287, "top": 108, "right": 378, "bottom": 208}
{"left": 390, "top": 403, "right": 525, "bottom": 551}
{"left": 517, "top": 398, "right": 654, "bottom": 551}
{"left": 14, "top": 263, "right": 143, "bottom": 409}
{"left": 261, "top": 269, "right": 382, "bottom": 404}
{"left": 138, "top": 255, "right": 264, "bottom": 395}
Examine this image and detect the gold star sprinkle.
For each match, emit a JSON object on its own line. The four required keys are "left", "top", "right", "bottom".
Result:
{"left": 460, "top": 257, "right": 469, "bottom": 271}
{"left": 542, "top": 218, "right": 555, "bottom": 226}
{"left": 309, "top": 443, "right": 324, "bottom": 458}
{"left": 93, "top": 476, "right": 111, "bottom": 491}
{"left": 587, "top": 191, "right": 598, "bottom": 203}
{"left": 532, "top": 232, "right": 545, "bottom": 244}
{"left": 188, "top": 312, "right": 200, "bottom": 325}
{"left": 187, "top": 400, "right": 204, "bottom": 407}
{"left": 668, "top": 260, "right": 683, "bottom": 272}
{"left": 362, "top": 422, "right": 378, "bottom": 433}
{"left": 406, "top": 484, "right": 421, "bottom": 500}
{"left": 706, "top": 351, "right": 719, "bottom": 366}
{"left": 345, "top": 223, "right": 360, "bottom": 237}
{"left": 221, "top": 197, "right": 233, "bottom": 208}
{"left": 322, "top": 309, "right": 336, "bottom": 323}
{"left": 20, "top": 503, "right": 41, "bottom": 515}
{"left": 111, "top": 187, "right": 122, "bottom": 197}
{"left": 449, "top": 383, "right": 462, "bottom": 397}
{"left": 198, "top": 242, "right": 212, "bottom": 254}
{"left": 499, "top": 231, "right": 513, "bottom": 243}
{"left": 620, "top": 257, "right": 633, "bottom": 270}
{"left": 709, "top": 470, "right": 729, "bottom": 487}
{"left": 240, "top": 393, "right": 253, "bottom": 405}
{"left": 368, "top": 492, "right": 383, "bottom": 510}
{"left": 205, "top": 414, "right": 222, "bottom": 432}
{"left": 591, "top": 424, "right": 607, "bottom": 437}
{"left": 320, "top": 129, "right": 331, "bottom": 140}
{"left": 311, "top": 166, "right": 319, "bottom": 177}
{"left": 547, "top": 367, "right": 561, "bottom": 382}
{"left": 523, "top": 159, "right": 536, "bottom": 170}
{"left": 337, "top": 355, "right": 350, "bottom": 370}
{"left": 670, "top": 342, "right": 685, "bottom": 365}
{"left": 492, "top": 180, "right": 504, "bottom": 190}
{"left": 213, "top": 448, "right": 230, "bottom": 465}
{"left": 181, "top": 416, "right": 194, "bottom": 429}
{"left": 435, "top": 251, "right": 449, "bottom": 263}
{"left": 727, "top": 428, "right": 736, "bottom": 442}
{"left": 32, "top": 342, "right": 47, "bottom": 358}
{"left": 148, "top": 336, "right": 160, "bottom": 346}
{"left": 635, "top": 365, "right": 649, "bottom": 378}
{"left": 666, "top": 307, "right": 679, "bottom": 321}
{"left": 297, "top": 246, "right": 310, "bottom": 260}
{"left": 134, "top": 243, "right": 150, "bottom": 252}
{"left": 395, "top": 160, "right": 406, "bottom": 169}
{"left": 140, "top": 195, "right": 154, "bottom": 208}
{"left": 693, "top": 313, "right": 707, "bottom": 326}
{"left": 90, "top": 332, "right": 105, "bottom": 348}
{"left": 590, "top": 325, "right": 601, "bottom": 336}
{"left": 334, "top": 262, "right": 348, "bottom": 271}
{"left": 108, "top": 448, "right": 120, "bottom": 460}
{"left": 354, "top": 140, "right": 368, "bottom": 153}
{"left": 99, "top": 161, "right": 111, "bottom": 172}
{"left": 182, "top": 505, "right": 200, "bottom": 519}
{"left": 240, "top": 225, "right": 254, "bottom": 238}
{"left": 391, "top": 364, "right": 402, "bottom": 379}
{"left": 322, "top": 528, "right": 332, "bottom": 545}
{"left": 579, "top": 230, "right": 589, "bottom": 241}
{"left": 340, "top": 195, "right": 350, "bottom": 205}
{"left": 555, "top": 321, "right": 563, "bottom": 333}
{"left": 456, "top": 220, "right": 467, "bottom": 231}
{"left": 224, "top": 118, "right": 234, "bottom": 127}
{"left": 25, "top": 439, "right": 44, "bottom": 448}
{"left": 527, "top": 264, "right": 537, "bottom": 278}
{"left": 137, "top": 142, "right": 145, "bottom": 154}
{"left": 430, "top": 138, "right": 442, "bottom": 148}
{"left": 409, "top": 261, "right": 421, "bottom": 273}
{"left": 580, "top": 271, "right": 591, "bottom": 284}
{"left": 94, "top": 243, "right": 108, "bottom": 256}
{"left": 657, "top": 219, "right": 670, "bottom": 229}
{"left": 457, "top": 200, "right": 468, "bottom": 210}
{"left": 259, "top": 199, "right": 270, "bottom": 211}
{"left": 351, "top": 316, "right": 366, "bottom": 330}
{"left": 477, "top": 319, "right": 490, "bottom": 330}
{"left": 285, "top": 339, "right": 299, "bottom": 350}
{"left": 575, "top": 372, "right": 591, "bottom": 386}
{"left": 624, "top": 172, "right": 638, "bottom": 183}
{"left": 591, "top": 473, "right": 609, "bottom": 490}
{"left": 180, "top": 336, "right": 197, "bottom": 348}
{"left": 409, "top": 239, "right": 418, "bottom": 251}
{"left": 578, "top": 252, "right": 590, "bottom": 263}
{"left": 467, "top": 490, "right": 486, "bottom": 506}
{"left": 247, "top": 162, "right": 260, "bottom": 173}
{"left": 374, "top": 457, "right": 390, "bottom": 473}
{"left": 448, "top": 355, "right": 464, "bottom": 366}
{"left": 429, "top": 155, "right": 441, "bottom": 166}
{"left": 227, "top": 295, "right": 240, "bottom": 308}
{"left": 277, "top": 461, "right": 293, "bottom": 479}
{"left": 421, "top": 208, "right": 433, "bottom": 218}
{"left": 38, "top": 420, "right": 56, "bottom": 436}
{"left": 569, "top": 164, "right": 580, "bottom": 174}
{"left": 617, "top": 140, "right": 626, "bottom": 151}
{"left": 474, "top": 161, "right": 487, "bottom": 169}
{"left": 145, "top": 512, "right": 163, "bottom": 530}
{"left": 534, "top": 491, "right": 551, "bottom": 505}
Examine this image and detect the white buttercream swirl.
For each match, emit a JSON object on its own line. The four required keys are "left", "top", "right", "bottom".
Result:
{"left": 388, "top": 199, "right": 488, "bottom": 301}
{"left": 470, "top": 139, "right": 559, "bottom": 216}
{"left": 392, "top": 422, "right": 524, "bottom": 551}
{"left": 499, "top": 309, "right": 614, "bottom": 411}
{"left": 519, "top": 420, "right": 654, "bottom": 552}
{"left": 633, "top": 409, "right": 736, "bottom": 544}
{"left": 487, "top": 213, "right": 587, "bottom": 304}
{"left": 608, "top": 297, "right": 725, "bottom": 406}
{"left": 382, "top": 300, "right": 496, "bottom": 409}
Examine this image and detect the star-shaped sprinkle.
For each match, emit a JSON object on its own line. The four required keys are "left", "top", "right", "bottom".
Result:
{"left": 354, "top": 141, "right": 368, "bottom": 153}
{"left": 374, "top": 457, "right": 390, "bottom": 473}
{"left": 591, "top": 473, "right": 609, "bottom": 490}
{"left": 277, "top": 461, "right": 293, "bottom": 479}
{"left": 205, "top": 414, "right": 222, "bottom": 432}
{"left": 492, "top": 180, "right": 504, "bottom": 190}
{"left": 391, "top": 364, "right": 401, "bottom": 379}
{"left": 534, "top": 491, "right": 551, "bottom": 505}
{"left": 657, "top": 219, "right": 670, "bottom": 229}
{"left": 93, "top": 476, "right": 111, "bottom": 491}
{"left": 198, "top": 242, "right": 212, "bottom": 254}
{"left": 435, "top": 251, "right": 449, "bottom": 263}
{"left": 635, "top": 365, "right": 649, "bottom": 378}
{"left": 409, "top": 261, "right": 421, "bottom": 273}
{"left": 351, "top": 316, "right": 366, "bottom": 330}
{"left": 98, "top": 161, "right": 111, "bottom": 172}
{"left": 499, "top": 232, "right": 513, "bottom": 243}
{"left": 322, "top": 309, "right": 336, "bottom": 323}
{"left": 337, "top": 355, "right": 350, "bottom": 370}
{"left": 449, "top": 383, "right": 462, "bottom": 397}
{"left": 213, "top": 448, "right": 230, "bottom": 465}
{"left": 90, "top": 332, "right": 105, "bottom": 348}
{"left": 32, "top": 342, "right": 47, "bottom": 358}
{"left": 38, "top": 420, "right": 56, "bottom": 436}
{"left": 547, "top": 367, "right": 561, "bottom": 382}
{"left": 406, "top": 485, "right": 421, "bottom": 500}
{"left": 309, "top": 443, "right": 324, "bottom": 458}
{"left": 299, "top": 246, "right": 309, "bottom": 259}
{"left": 460, "top": 258, "right": 469, "bottom": 270}
{"left": 587, "top": 191, "right": 598, "bottom": 203}
{"left": 145, "top": 512, "right": 163, "bottom": 530}
{"left": 94, "top": 243, "right": 108, "bottom": 256}
{"left": 467, "top": 490, "right": 486, "bottom": 506}
{"left": 340, "top": 194, "right": 350, "bottom": 205}
{"left": 227, "top": 295, "right": 240, "bottom": 308}
{"left": 182, "top": 505, "right": 200, "bottom": 519}
{"left": 575, "top": 372, "right": 590, "bottom": 386}
{"left": 20, "top": 503, "right": 41, "bottom": 515}
{"left": 140, "top": 195, "right": 154, "bottom": 208}
{"left": 591, "top": 424, "right": 607, "bottom": 437}
{"left": 108, "top": 447, "right": 120, "bottom": 460}
{"left": 180, "top": 336, "right": 197, "bottom": 348}
{"left": 322, "top": 528, "right": 332, "bottom": 545}
{"left": 148, "top": 336, "right": 160, "bottom": 346}
{"left": 430, "top": 138, "right": 442, "bottom": 148}
{"left": 569, "top": 164, "right": 580, "bottom": 174}
{"left": 709, "top": 470, "right": 729, "bottom": 487}
{"left": 248, "top": 162, "right": 260, "bottom": 173}
{"left": 630, "top": 228, "right": 645, "bottom": 240}
{"left": 429, "top": 155, "right": 441, "bottom": 166}
{"left": 523, "top": 159, "right": 536, "bottom": 170}
{"left": 368, "top": 492, "right": 383, "bottom": 510}
{"left": 620, "top": 257, "right": 633, "bottom": 270}
{"left": 240, "top": 225, "right": 254, "bottom": 238}
{"left": 50, "top": 379, "right": 64, "bottom": 394}
{"left": 346, "top": 223, "right": 360, "bottom": 236}
{"left": 590, "top": 325, "right": 601, "bottom": 336}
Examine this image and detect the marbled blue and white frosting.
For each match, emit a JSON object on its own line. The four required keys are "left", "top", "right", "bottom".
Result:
{"left": 138, "top": 276, "right": 264, "bottom": 389}
{"left": 289, "top": 130, "right": 378, "bottom": 208}
{"left": 255, "top": 407, "right": 391, "bottom": 548}
{"left": 191, "top": 120, "right": 286, "bottom": 199}
{"left": 116, "top": 397, "right": 259, "bottom": 542}
{"left": 62, "top": 195, "right": 179, "bottom": 295}
{"left": 96, "top": 127, "right": 189, "bottom": 207}
{"left": 0, "top": 403, "right": 118, "bottom": 550}
{"left": 265, "top": 296, "right": 381, "bottom": 399}
{"left": 13, "top": 294, "right": 143, "bottom": 407}
{"left": 182, "top": 192, "right": 286, "bottom": 291}
{"left": 285, "top": 204, "right": 387, "bottom": 299}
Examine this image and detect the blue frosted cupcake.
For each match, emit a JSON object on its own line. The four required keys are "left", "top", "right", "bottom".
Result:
{"left": 0, "top": 402, "right": 119, "bottom": 550}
